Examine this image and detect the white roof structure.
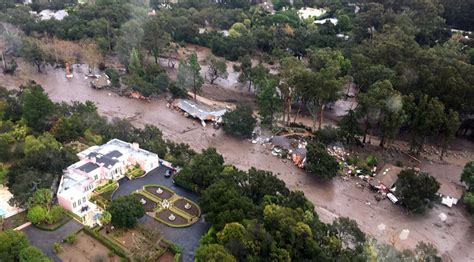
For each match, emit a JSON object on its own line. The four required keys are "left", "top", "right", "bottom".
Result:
{"left": 37, "top": 9, "right": 69, "bottom": 21}
{"left": 298, "top": 7, "right": 327, "bottom": 20}
{"left": 315, "top": 18, "right": 338, "bottom": 25}
{"left": 174, "top": 99, "right": 228, "bottom": 123}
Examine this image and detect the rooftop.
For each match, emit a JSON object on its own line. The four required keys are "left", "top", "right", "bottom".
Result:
{"left": 174, "top": 99, "right": 227, "bottom": 122}
{"left": 371, "top": 164, "right": 404, "bottom": 188}
{"left": 77, "top": 162, "right": 99, "bottom": 173}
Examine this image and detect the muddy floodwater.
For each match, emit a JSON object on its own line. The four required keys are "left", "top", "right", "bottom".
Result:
{"left": 2, "top": 63, "right": 474, "bottom": 261}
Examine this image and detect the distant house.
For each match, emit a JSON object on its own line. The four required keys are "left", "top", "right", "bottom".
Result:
{"left": 57, "top": 139, "right": 160, "bottom": 226}
{"left": 370, "top": 164, "right": 404, "bottom": 191}
{"left": 36, "top": 9, "right": 69, "bottom": 21}
{"left": 438, "top": 178, "right": 465, "bottom": 208}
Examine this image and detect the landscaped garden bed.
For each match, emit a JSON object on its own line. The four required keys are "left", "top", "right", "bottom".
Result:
{"left": 173, "top": 198, "right": 200, "bottom": 217}
{"left": 144, "top": 185, "right": 174, "bottom": 200}
{"left": 133, "top": 193, "right": 158, "bottom": 212}
{"left": 35, "top": 213, "right": 71, "bottom": 231}
{"left": 155, "top": 209, "right": 188, "bottom": 227}
{"left": 58, "top": 231, "right": 121, "bottom": 262}
{"left": 94, "top": 180, "right": 118, "bottom": 195}
{"left": 90, "top": 182, "right": 118, "bottom": 209}
{"left": 126, "top": 165, "right": 145, "bottom": 179}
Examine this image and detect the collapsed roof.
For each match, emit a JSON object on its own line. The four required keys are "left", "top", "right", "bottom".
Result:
{"left": 175, "top": 99, "right": 227, "bottom": 123}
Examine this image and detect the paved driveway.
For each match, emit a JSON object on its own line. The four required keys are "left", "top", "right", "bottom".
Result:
{"left": 113, "top": 165, "right": 210, "bottom": 262}
{"left": 23, "top": 220, "right": 83, "bottom": 262}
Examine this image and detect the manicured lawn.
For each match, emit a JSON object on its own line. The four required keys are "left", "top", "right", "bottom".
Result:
{"left": 58, "top": 231, "right": 121, "bottom": 262}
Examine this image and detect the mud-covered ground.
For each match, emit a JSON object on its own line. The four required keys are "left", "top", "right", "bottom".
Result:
{"left": 2, "top": 61, "right": 473, "bottom": 261}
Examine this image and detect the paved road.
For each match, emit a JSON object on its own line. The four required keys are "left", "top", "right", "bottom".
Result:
{"left": 113, "top": 165, "right": 209, "bottom": 262}
{"left": 23, "top": 220, "right": 83, "bottom": 262}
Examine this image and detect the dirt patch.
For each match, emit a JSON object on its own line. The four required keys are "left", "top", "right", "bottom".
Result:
{"left": 134, "top": 194, "right": 158, "bottom": 212}
{"left": 156, "top": 210, "right": 188, "bottom": 226}
{"left": 145, "top": 186, "right": 174, "bottom": 200}
{"left": 173, "top": 198, "right": 200, "bottom": 217}
{"left": 105, "top": 228, "right": 139, "bottom": 248}
{"left": 59, "top": 231, "right": 120, "bottom": 262}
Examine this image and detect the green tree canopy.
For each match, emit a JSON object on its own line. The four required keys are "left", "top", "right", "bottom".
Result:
{"left": 21, "top": 85, "right": 55, "bottom": 132}
{"left": 461, "top": 161, "right": 474, "bottom": 191}
{"left": 305, "top": 142, "right": 340, "bottom": 179}
{"left": 107, "top": 195, "right": 145, "bottom": 228}
{"left": 395, "top": 170, "right": 440, "bottom": 213}
{"left": 19, "top": 246, "right": 51, "bottom": 262}
{"left": 195, "top": 244, "right": 237, "bottom": 262}
{"left": 0, "top": 230, "right": 30, "bottom": 261}
{"left": 222, "top": 105, "right": 256, "bottom": 138}
{"left": 177, "top": 52, "right": 203, "bottom": 99}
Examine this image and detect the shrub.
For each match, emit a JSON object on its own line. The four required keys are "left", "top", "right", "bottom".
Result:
{"left": 366, "top": 154, "right": 378, "bottom": 167}
{"left": 64, "top": 233, "right": 76, "bottom": 244}
{"left": 105, "top": 68, "right": 120, "bottom": 87}
{"left": 314, "top": 126, "right": 340, "bottom": 145}
{"left": 169, "top": 82, "right": 187, "bottom": 98}
{"left": 27, "top": 206, "right": 47, "bottom": 225}
{"left": 46, "top": 205, "right": 64, "bottom": 224}
{"left": 53, "top": 242, "right": 62, "bottom": 254}
{"left": 463, "top": 192, "right": 474, "bottom": 213}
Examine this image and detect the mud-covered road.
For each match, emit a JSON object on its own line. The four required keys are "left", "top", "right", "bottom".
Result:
{"left": 2, "top": 64, "right": 473, "bottom": 261}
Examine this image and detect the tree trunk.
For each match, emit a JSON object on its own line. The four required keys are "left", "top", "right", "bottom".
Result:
{"left": 248, "top": 81, "right": 252, "bottom": 92}
{"left": 293, "top": 102, "right": 302, "bottom": 124}
{"left": 379, "top": 135, "right": 385, "bottom": 149}
{"left": 318, "top": 104, "right": 325, "bottom": 130}
{"left": 1, "top": 51, "right": 6, "bottom": 71}
{"left": 363, "top": 119, "right": 369, "bottom": 144}
{"left": 36, "top": 62, "right": 41, "bottom": 73}
{"left": 287, "top": 99, "right": 291, "bottom": 126}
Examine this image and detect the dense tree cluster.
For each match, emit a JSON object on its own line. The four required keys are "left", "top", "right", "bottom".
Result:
{"left": 0, "top": 230, "right": 50, "bottom": 261}
{"left": 107, "top": 195, "right": 145, "bottom": 228}
{"left": 1, "top": 0, "right": 472, "bottom": 148}
{"left": 461, "top": 161, "right": 474, "bottom": 213}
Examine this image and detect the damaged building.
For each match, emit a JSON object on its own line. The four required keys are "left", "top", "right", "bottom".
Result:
{"left": 173, "top": 99, "right": 228, "bottom": 126}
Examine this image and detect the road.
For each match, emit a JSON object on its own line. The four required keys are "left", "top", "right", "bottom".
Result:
{"left": 2, "top": 64, "right": 473, "bottom": 261}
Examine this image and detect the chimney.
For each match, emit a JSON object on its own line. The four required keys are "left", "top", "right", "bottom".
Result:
{"left": 132, "top": 143, "right": 139, "bottom": 151}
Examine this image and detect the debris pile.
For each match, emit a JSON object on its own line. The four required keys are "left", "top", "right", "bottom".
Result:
{"left": 270, "top": 135, "right": 308, "bottom": 168}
